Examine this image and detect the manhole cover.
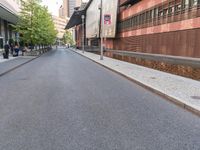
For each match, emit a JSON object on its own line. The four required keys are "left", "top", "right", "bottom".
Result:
{"left": 191, "top": 96, "right": 200, "bottom": 100}
{"left": 150, "top": 77, "right": 156, "bottom": 79}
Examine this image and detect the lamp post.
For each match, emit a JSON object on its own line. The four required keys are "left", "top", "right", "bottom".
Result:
{"left": 81, "top": 14, "right": 85, "bottom": 53}
{"left": 100, "top": 0, "right": 104, "bottom": 60}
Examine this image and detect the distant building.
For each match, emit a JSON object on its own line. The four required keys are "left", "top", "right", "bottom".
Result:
{"left": 0, "top": 0, "right": 21, "bottom": 50}
{"left": 65, "top": 2, "right": 88, "bottom": 48}
{"left": 59, "top": 5, "right": 64, "bottom": 19}
{"left": 59, "top": 0, "right": 83, "bottom": 19}
{"left": 52, "top": 15, "right": 68, "bottom": 39}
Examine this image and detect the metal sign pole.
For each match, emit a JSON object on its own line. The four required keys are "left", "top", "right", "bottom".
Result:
{"left": 81, "top": 15, "right": 85, "bottom": 53}
{"left": 100, "top": 0, "right": 103, "bottom": 60}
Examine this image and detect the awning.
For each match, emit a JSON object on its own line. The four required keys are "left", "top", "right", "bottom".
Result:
{"left": 120, "top": 0, "right": 141, "bottom": 7}
{"left": 65, "top": 2, "right": 90, "bottom": 29}
{"left": 65, "top": 10, "right": 85, "bottom": 29}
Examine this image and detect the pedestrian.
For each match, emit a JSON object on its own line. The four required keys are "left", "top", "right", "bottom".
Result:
{"left": 10, "top": 43, "right": 14, "bottom": 55}
{"left": 22, "top": 44, "right": 28, "bottom": 56}
{"left": 3, "top": 41, "right": 10, "bottom": 59}
{"left": 13, "top": 44, "right": 19, "bottom": 57}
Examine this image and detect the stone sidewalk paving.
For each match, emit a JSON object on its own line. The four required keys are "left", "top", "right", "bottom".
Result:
{"left": 0, "top": 54, "right": 16, "bottom": 63}
{"left": 0, "top": 55, "right": 36, "bottom": 76}
{"left": 71, "top": 48, "right": 200, "bottom": 115}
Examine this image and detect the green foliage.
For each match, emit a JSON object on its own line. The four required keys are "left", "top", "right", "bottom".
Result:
{"left": 14, "top": 0, "right": 57, "bottom": 46}
{"left": 62, "top": 30, "right": 74, "bottom": 45}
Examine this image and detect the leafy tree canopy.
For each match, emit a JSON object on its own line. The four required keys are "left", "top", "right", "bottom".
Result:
{"left": 62, "top": 30, "right": 74, "bottom": 45}
{"left": 14, "top": 0, "right": 57, "bottom": 46}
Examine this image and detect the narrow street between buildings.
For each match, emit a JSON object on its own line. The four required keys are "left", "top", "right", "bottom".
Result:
{"left": 0, "top": 48, "right": 199, "bottom": 150}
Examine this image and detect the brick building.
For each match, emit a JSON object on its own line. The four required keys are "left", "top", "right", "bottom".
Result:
{"left": 68, "top": 0, "right": 200, "bottom": 58}
{"left": 108, "top": 0, "right": 200, "bottom": 58}
{"left": 66, "top": 0, "right": 200, "bottom": 79}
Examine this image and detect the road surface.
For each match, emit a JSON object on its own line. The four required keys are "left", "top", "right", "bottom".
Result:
{"left": 0, "top": 48, "right": 199, "bottom": 150}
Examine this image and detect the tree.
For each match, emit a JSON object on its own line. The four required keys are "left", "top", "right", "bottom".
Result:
{"left": 14, "top": 0, "right": 57, "bottom": 49}
{"left": 62, "top": 30, "right": 74, "bottom": 46}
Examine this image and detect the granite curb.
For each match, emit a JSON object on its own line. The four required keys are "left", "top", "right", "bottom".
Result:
{"left": 70, "top": 48, "right": 200, "bottom": 116}
{"left": 0, "top": 57, "right": 37, "bottom": 77}
{"left": 0, "top": 49, "right": 51, "bottom": 77}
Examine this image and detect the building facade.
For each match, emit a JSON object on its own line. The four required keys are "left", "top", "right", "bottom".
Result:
{"left": 70, "top": 0, "right": 200, "bottom": 58}
{"left": 52, "top": 15, "right": 68, "bottom": 39}
{"left": 107, "top": 0, "right": 200, "bottom": 58}
{"left": 66, "top": 0, "right": 200, "bottom": 79}
{"left": 0, "top": 0, "right": 21, "bottom": 51}
{"left": 59, "top": 0, "right": 82, "bottom": 19}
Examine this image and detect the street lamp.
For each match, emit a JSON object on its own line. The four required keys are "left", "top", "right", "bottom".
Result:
{"left": 100, "top": 0, "right": 104, "bottom": 60}
{"left": 81, "top": 15, "right": 85, "bottom": 53}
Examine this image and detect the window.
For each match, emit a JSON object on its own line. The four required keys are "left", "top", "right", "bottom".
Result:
{"left": 117, "top": 0, "right": 200, "bottom": 32}
{"left": 129, "top": 19, "right": 132, "bottom": 28}
{"left": 150, "top": 9, "right": 154, "bottom": 19}
{"left": 191, "top": 0, "right": 198, "bottom": 6}
{"left": 146, "top": 11, "right": 149, "bottom": 22}
{"left": 132, "top": 17, "right": 135, "bottom": 27}
{"left": 175, "top": 3, "right": 181, "bottom": 13}
{"left": 134, "top": 16, "right": 137, "bottom": 26}
{"left": 158, "top": 6, "right": 163, "bottom": 17}
{"left": 149, "top": 10, "right": 153, "bottom": 19}
{"left": 163, "top": 8, "right": 168, "bottom": 16}
{"left": 182, "top": 0, "right": 189, "bottom": 9}
{"left": 153, "top": 8, "right": 158, "bottom": 18}
{"left": 139, "top": 14, "right": 142, "bottom": 25}
{"left": 144, "top": 12, "right": 147, "bottom": 23}
{"left": 136, "top": 15, "right": 139, "bottom": 25}
{"left": 125, "top": 20, "right": 128, "bottom": 28}
{"left": 198, "top": 0, "right": 200, "bottom": 5}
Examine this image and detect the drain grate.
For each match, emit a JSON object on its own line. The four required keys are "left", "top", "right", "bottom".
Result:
{"left": 191, "top": 96, "right": 200, "bottom": 100}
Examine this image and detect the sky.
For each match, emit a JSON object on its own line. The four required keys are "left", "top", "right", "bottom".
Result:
{"left": 41, "top": 0, "right": 62, "bottom": 16}
{"left": 41, "top": 0, "right": 89, "bottom": 16}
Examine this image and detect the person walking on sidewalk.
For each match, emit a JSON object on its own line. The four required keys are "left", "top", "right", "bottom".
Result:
{"left": 13, "top": 44, "right": 19, "bottom": 57}
{"left": 3, "top": 41, "right": 10, "bottom": 59}
{"left": 22, "top": 44, "right": 28, "bottom": 56}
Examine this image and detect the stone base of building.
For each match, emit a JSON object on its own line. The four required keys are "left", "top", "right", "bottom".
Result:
{"left": 104, "top": 52, "right": 200, "bottom": 80}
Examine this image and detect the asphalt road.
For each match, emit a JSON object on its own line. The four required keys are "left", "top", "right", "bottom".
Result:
{"left": 0, "top": 48, "right": 199, "bottom": 150}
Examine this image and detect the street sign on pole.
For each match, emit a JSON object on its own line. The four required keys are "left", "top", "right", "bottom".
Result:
{"left": 104, "top": 14, "right": 111, "bottom": 25}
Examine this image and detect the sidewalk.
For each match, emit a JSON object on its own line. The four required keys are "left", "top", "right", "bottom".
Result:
{"left": 0, "top": 48, "right": 52, "bottom": 76}
{"left": 0, "top": 55, "right": 36, "bottom": 76}
{"left": 0, "top": 54, "right": 17, "bottom": 63}
{"left": 71, "top": 48, "right": 200, "bottom": 115}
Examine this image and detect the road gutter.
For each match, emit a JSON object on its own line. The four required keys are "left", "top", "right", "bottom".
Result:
{"left": 70, "top": 48, "right": 200, "bottom": 117}
{"left": 0, "top": 50, "right": 51, "bottom": 77}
